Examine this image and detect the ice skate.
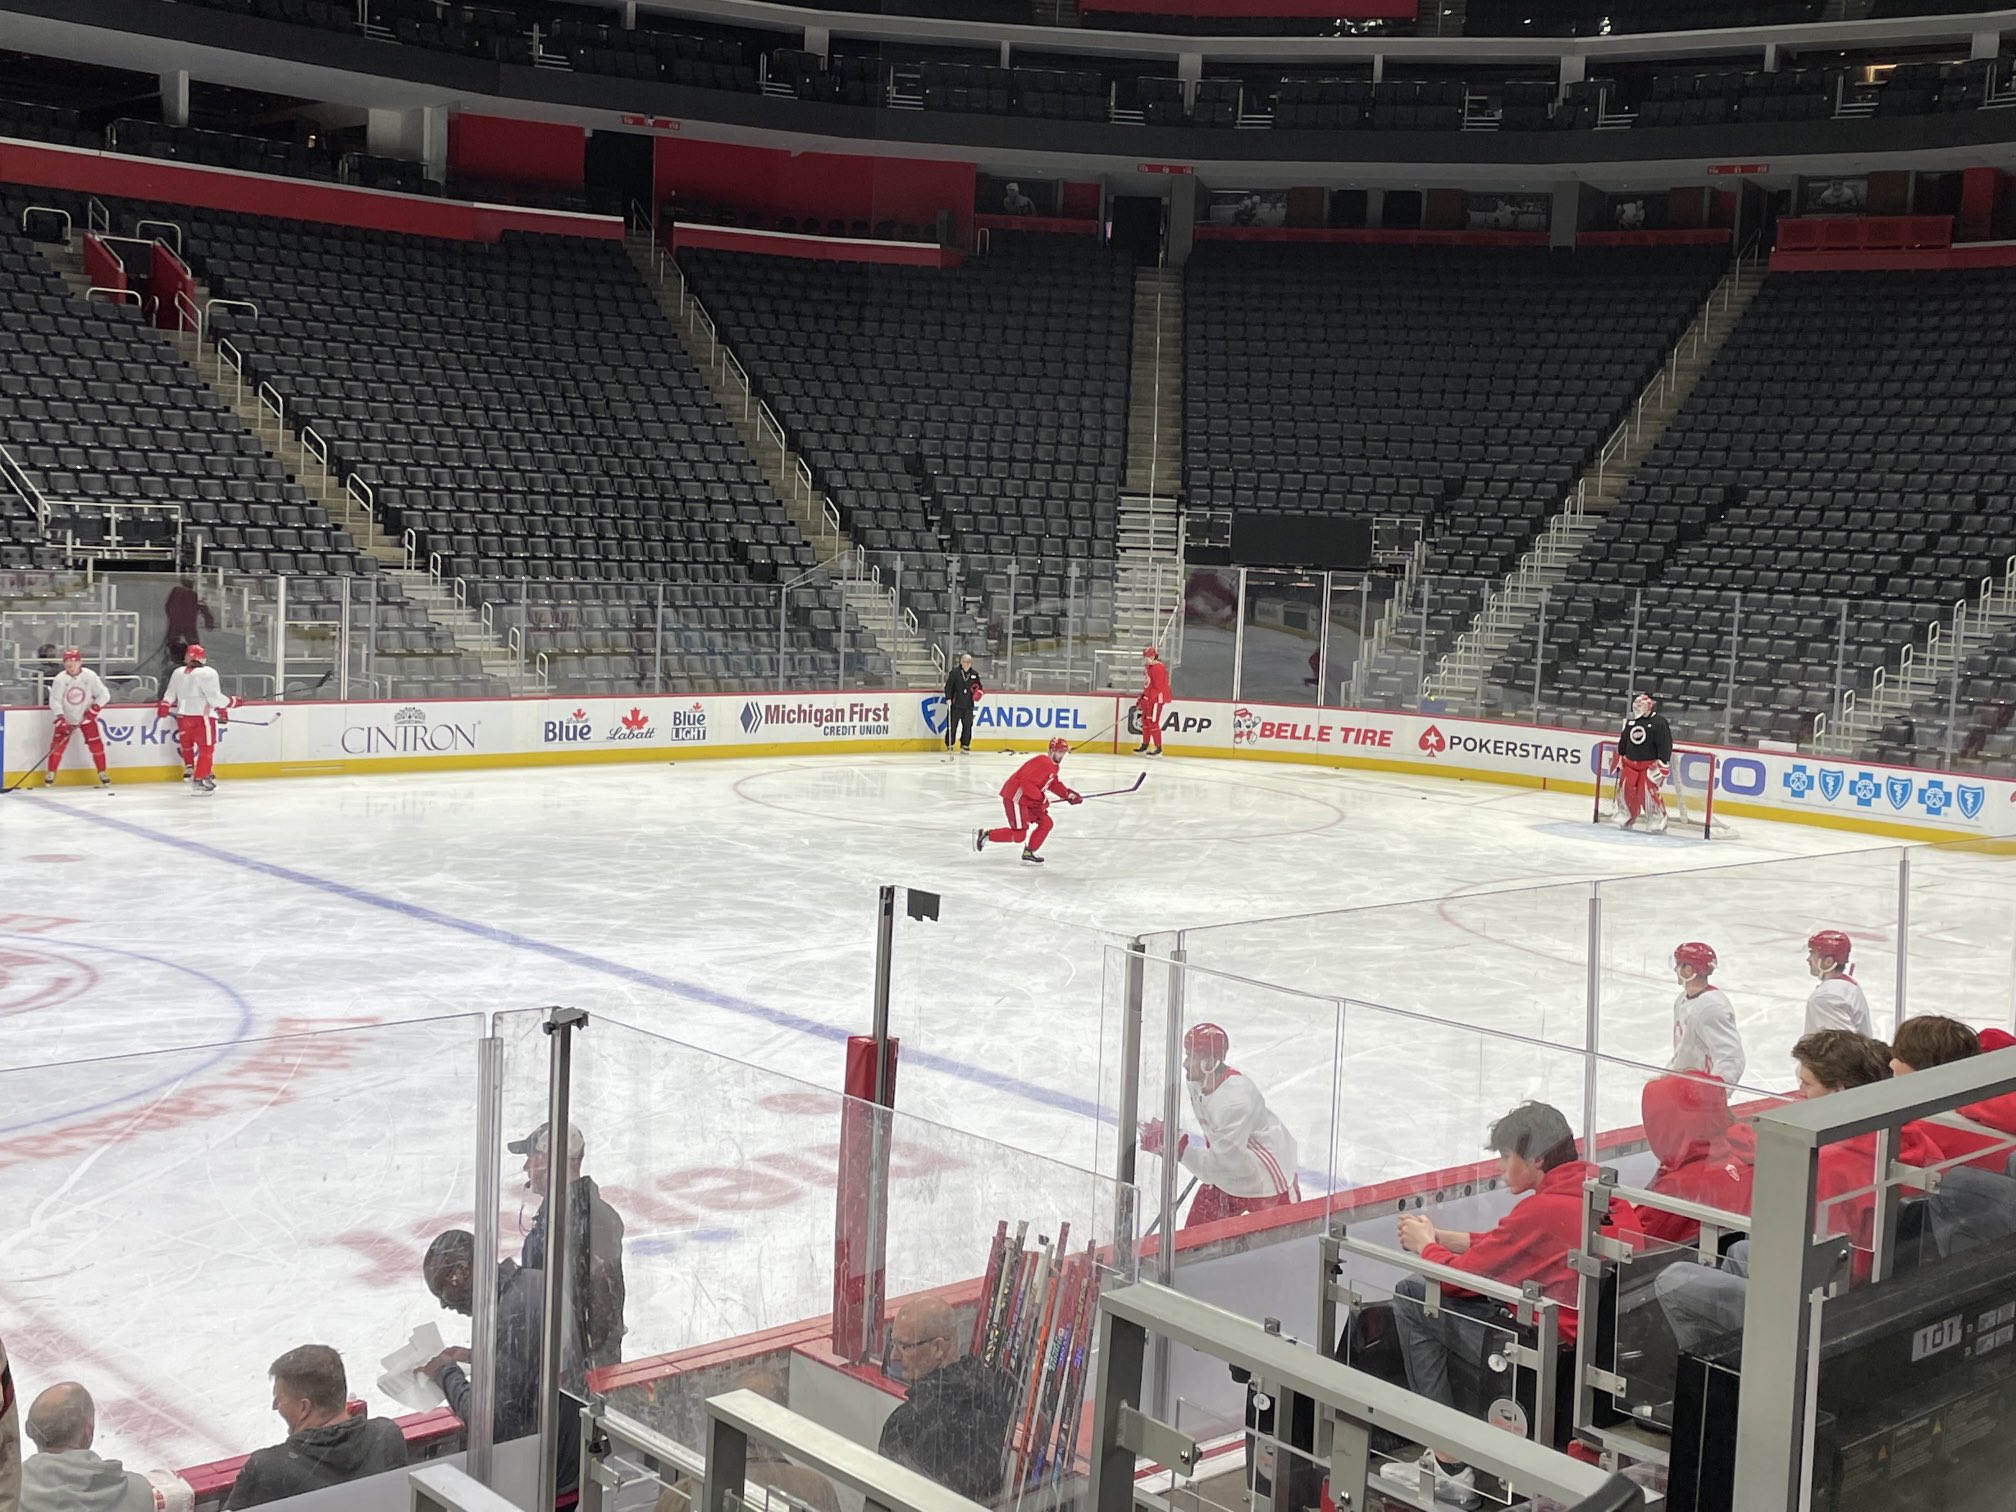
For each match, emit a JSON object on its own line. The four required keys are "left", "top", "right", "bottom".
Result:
{"left": 98, "top": 771, "right": 111, "bottom": 787}
{"left": 974, "top": 828, "right": 987, "bottom": 852}
{"left": 182, "top": 767, "right": 194, "bottom": 782}
{"left": 1020, "top": 848, "right": 1044, "bottom": 864}
{"left": 1376, "top": 1451, "right": 1481, "bottom": 1509}
{"left": 193, "top": 777, "right": 216, "bottom": 794}
{"left": 1646, "top": 810, "right": 1669, "bottom": 835}
{"left": 1134, "top": 741, "right": 1151, "bottom": 754}
{"left": 1612, "top": 807, "right": 1634, "bottom": 829}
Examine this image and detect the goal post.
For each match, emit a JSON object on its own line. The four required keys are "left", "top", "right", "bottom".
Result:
{"left": 1592, "top": 741, "right": 1731, "bottom": 839}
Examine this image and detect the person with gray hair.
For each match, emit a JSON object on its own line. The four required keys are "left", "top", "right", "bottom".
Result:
{"left": 20, "top": 1383, "right": 154, "bottom": 1512}
{"left": 224, "top": 1346, "right": 406, "bottom": 1509}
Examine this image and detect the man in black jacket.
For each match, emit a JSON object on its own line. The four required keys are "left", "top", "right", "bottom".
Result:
{"left": 877, "top": 1298, "right": 1016, "bottom": 1502}
{"left": 421, "top": 1231, "right": 579, "bottom": 1496}
{"left": 942, "top": 655, "right": 983, "bottom": 754}
{"left": 224, "top": 1347, "right": 407, "bottom": 1509}
{"left": 511, "top": 1121, "right": 627, "bottom": 1375}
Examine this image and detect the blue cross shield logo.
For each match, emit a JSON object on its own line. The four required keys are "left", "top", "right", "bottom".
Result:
{"left": 1783, "top": 763, "right": 1815, "bottom": 799}
{"left": 1818, "top": 768, "right": 1844, "bottom": 801}
{"left": 1959, "top": 784, "right": 1986, "bottom": 820}
{"left": 1886, "top": 775, "right": 1914, "bottom": 811}
{"left": 1849, "top": 772, "right": 1881, "bottom": 808}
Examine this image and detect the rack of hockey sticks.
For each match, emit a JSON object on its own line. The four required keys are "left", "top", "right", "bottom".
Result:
{"left": 971, "top": 1220, "right": 1104, "bottom": 1509}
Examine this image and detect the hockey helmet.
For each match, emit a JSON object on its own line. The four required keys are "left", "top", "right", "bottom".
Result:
{"left": 1673, "top": 941, "right": 1718, "bottom": 976}
{"left": 1184, "top": 1021, "right": 1230, "bottom": 1066}
{"left": 60, "top": 646, "right": 81, "bottom": 663}
{"left": 1807, "top": 929, "right": 1852, "bottom": 966}
{"left": 185, "top": 644, "right": 207, "bottom": 663}
{"left": 1047, "top": 737, "right": 1070, "bottom": 759}
{"left": 1141, "top": 645, "right": 1159, "bottom": 659}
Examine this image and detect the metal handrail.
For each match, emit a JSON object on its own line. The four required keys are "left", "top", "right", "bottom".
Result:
{"left": 402, "top": 527, "right": 419, "bottom": 571}
{"left": 301, "top": 426, "right": 333, "bottom": 498}
{"left": 0, "top": 438, "right": 52, "bottom": 530}
{"left": 135, "top": 218, "right": 182, "bottom": 255}
{"left": 85, "top": 287, "right": 142, "bottom": 308}
{"left": 256, "top": 380, "right": 285, "bottom": 439}
{"left": 86, "top": 196, "right": 108, "bottom": 235}
{"left": 20, "top": 205, "right": 71, "bottom": 241}
{"left": 216, "top": 336, "right": 247, "bottom": 406}
{"left": 203, "top": 298, "right": 260, "bottom": 342}
{"left": 172, "top": 289, "right": 200, "bottom": 336}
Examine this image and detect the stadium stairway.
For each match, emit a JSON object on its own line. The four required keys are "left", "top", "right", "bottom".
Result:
{"left": 53, "top": 233, "right": 547, "bottom": 693}
{"left": 624, "top": 227, "right": 944, "bottom": 688}
{"left": 1108, "top": 267, "right": 1187, "bottom": 679}
{"left": 1422, "top": 245, "right": 1768, "bottom": 709}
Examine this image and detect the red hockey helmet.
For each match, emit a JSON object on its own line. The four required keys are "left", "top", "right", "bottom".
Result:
{"left": 1047, "top": 737, "right": 1070, "bottom": 758}
{"left": 185, "top": 644, "right": 207, "bottom": 663}
{"left": 1141, "top": 645, "right": 1159, "bottom": 659}
{"left": 1807, "top": 929, "right": 1852, "bottom": 965}
{"left": 1184, "top": 1022, "right": 1230, "bottom": 1065}
{"left": 60, "top": 646, "right": 81, "bottom": 662}
{"left": 1673, "top": 941, "right": 1718, "bottom": 976}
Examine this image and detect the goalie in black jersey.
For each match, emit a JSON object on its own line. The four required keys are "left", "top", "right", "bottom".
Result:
{"left": 1612, "top": 692, "right": 1674, "bottom": 833}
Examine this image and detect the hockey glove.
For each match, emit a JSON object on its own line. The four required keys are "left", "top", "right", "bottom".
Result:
{"left": 155, "top": 703, "right": 170, "bottom": 721}
{"left": 1065, "top": 789, "right": 1083, "bottom": 805}
{"left": 1137, "top": 1118, "right": 1188, "bottom": 1159}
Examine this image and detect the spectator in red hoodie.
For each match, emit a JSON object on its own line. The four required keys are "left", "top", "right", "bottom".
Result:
{"left": 1635, "top": 1074, "right": 1755, "bottom": 1247}
{"left": 1657, "top": 1031, "right": 1940, "bottom": 1355}
{"left": 1378, "top": 1102, "right": 1641, "bottom": 1508}
{"left": 1889, "top": 1017, "right": 2016, "bottom": 1173}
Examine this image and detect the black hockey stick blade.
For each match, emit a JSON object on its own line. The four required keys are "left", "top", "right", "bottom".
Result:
{"left": 1078, "top": 773, "right": 1146, "bottom": 800}
{"left": 275, "top": 670, "right": 333, "bottom": 701}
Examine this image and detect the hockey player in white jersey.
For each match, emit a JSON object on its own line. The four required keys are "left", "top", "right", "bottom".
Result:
{"left": 156, "top": 644, "right": 238, "bottom": 793}
{"left": 1139, "top": 1022, "right": 1300, "bottom": 1229}
{"left": 39, "top": 646, "right": 112, "bottom": 788}
{"left": 1669, "top": 941, "right": 1745, "bottom": 1087}
{"left": 1804, "top": 929, "right": 1873, "bottom": 1036}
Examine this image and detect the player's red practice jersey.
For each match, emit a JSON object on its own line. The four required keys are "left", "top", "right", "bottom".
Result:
{"left": 1001, "top": 754, "right": 1072, "bottom": 805}
{"left": 1141, "top": 661, "right": 1172, "bottom": 709}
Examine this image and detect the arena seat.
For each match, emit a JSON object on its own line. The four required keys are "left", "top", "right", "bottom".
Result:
{"left": 1183, "top": 243, "right": 1726, "bottom": 667}
{"left": 1490, "top": 268, "right": 2016, "bottom": 749}
{"left": 680, "top": 232, "right": 1132, "bottom": 648}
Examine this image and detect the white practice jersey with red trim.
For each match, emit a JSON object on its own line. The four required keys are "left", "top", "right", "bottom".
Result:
{"left": 48, "top": 669, "right": 110, "bottom": 726}
{"left": 163, "top": 665, "right": 234, "bottom": 717}
{"left": 1805, "top": 975, "right": 1873, "bottom": 1036}
{"left": 1671, "top": 985, "right": 1746, "bottom": 1087}
{"left": 1179, "top": 1068, "right": 1299, "bottom": 1199}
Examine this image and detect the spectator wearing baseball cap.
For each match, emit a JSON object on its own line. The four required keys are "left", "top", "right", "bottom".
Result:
{"left": 510, "top": 1123, "right": 627, "bottom": 1375}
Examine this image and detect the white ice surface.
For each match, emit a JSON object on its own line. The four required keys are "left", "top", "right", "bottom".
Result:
{"left": 0, "top": 752, "right": 2007, "bottom": 1472}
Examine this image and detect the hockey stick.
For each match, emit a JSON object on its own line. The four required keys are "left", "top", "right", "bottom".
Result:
{"left": 1070, "top": 721, "right": 1115, "bottom": 754}
{"left": 275, "top": 670, "right": 333, "bottom": 701}
{"left": 1075, "top": 773, "right": 1146, "bottom": 800}
{"left": 224, "top": 716, "right": 280, "bottom": 727}
{"left": 1143, "top": 1177, "right": 1200, "bottom": 1240}
{"left": 3, "top": 766, "right": 42, "bottom": 794}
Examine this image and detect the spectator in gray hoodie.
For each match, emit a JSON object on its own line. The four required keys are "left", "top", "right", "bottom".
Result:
{"left": 20, "top": 1384, "right": 153, "bottom": 1512}
{"left": 223, "top": 1347, "right": 406, "bottom": 1509}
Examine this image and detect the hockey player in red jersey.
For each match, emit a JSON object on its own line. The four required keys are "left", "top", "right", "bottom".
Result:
{"left": 156, "top": 645, "right": 239, "bottom": 793}
{"left": 1611, "top": 691, "right": 1674, "bottom": 832}
{"left": 1134, "top": 646, "right": 1172, "bottom": 756}
{"left": 1140, "top": 1023, "right": 1300, "bottom": 1228}
{"left": 975, "top": 736, "right": 1081, "bottom": 864}
{"left": 41, "top": 647, "right": 112, "bottom": 789}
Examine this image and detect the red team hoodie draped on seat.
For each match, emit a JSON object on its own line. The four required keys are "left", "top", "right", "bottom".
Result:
{"left": 1636, "top": 1075, "right": 1756, "bottom": 1247}
{"left": 1911, "top": 1027, "right": 2016, "bottom": 1173}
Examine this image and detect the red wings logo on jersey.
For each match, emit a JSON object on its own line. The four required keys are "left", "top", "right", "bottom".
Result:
{"left": 1418, "top": 726, "right": 1447, "bottom": 757}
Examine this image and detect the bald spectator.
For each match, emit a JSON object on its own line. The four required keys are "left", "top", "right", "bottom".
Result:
{"left": 225, "top": 1347, "right": 405, "bottom": 1509}
{"left": 877, "top": 1299, "right": 1015, "bottom": 1503}
{"left": 20, "top": 1384, "right": 153, "bottom": 1512}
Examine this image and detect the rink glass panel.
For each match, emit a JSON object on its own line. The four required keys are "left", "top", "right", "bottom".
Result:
{"left": 1175, "top": 881, "right": 1598, "bottom": 1052}
{"left": 495, "top": 1010, "right": 1136, "bottom": 1460}
{"left": 0, "top": 1014, "right": 488, "bottom": 1474}
{"left": 886, "top": 888, "right": 1130, "bottom": 1184}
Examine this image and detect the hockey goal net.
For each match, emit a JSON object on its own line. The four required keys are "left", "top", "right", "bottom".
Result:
{"left": 1592, "top": 741, "right": 1733, "bottom": 839}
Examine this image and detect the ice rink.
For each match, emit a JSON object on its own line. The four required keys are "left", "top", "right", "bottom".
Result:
{"left": 2, "top": 750, "right": 2008, "bottom": 1471}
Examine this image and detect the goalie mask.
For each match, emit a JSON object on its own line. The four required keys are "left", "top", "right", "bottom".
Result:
{"left": 1631, "top": 693, "right": 1654, "bottom": 719}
